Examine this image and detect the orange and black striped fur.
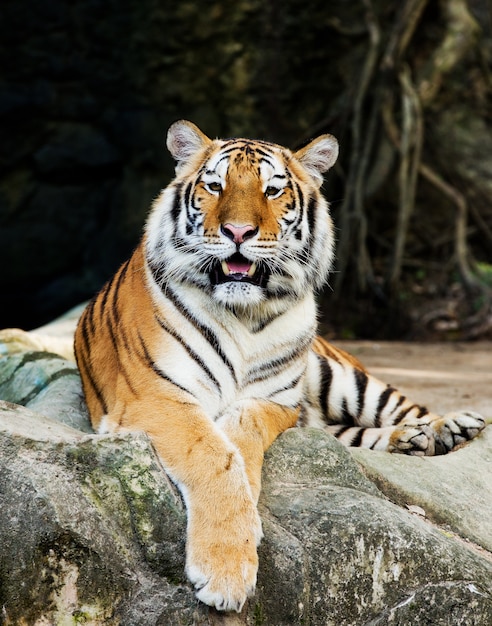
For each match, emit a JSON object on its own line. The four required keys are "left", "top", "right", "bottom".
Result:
{"left": 74, "top": 121, "right": 486, "bottom": 612}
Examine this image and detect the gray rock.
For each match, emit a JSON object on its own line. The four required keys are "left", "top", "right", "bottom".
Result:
{"left": 352, "top": 427, "right": 492, "bottom": 553}
{"left": 0, "top": 402, "right": 205, "bottom": 625}
{"left": 1, "top": 397, "right": 491, "bottom": 625}
{"left": 0, "top": 350, "right": 91, "bottom": 432}
{"left": 0, "top": 339, "right": 491, "bottom": 624}
{"left": 256, "top": 429, "right": 492, "bottom": 625}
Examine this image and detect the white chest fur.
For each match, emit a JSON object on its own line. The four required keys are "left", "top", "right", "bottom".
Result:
{"left": 150, "top": 279, "right": 317, "bottom": 420}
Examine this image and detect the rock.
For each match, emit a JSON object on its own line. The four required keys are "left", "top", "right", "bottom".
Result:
{"left": 0, "top": 302, "right": 85, "bottom": 361}
{"left": 257, "top": 429, "right": 492, "bottom": 625}
{"left": 352, "top": 428, "right": 492, "bottom": 553}
{"left": 0, "top": 382, "right": 491, "bottom": 623}
{"left": 0, "top": 403, "right": 203, "bottom": 626}
{"left": 1, "top": 325, "right": 491, "bottom": 624}
{"left": 0, "top": 350, "right": 90, "bottom": 432}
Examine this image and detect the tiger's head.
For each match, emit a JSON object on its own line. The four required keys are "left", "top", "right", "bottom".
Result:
{"left": 146, "top": 120, "right": 338, "bottom": 314}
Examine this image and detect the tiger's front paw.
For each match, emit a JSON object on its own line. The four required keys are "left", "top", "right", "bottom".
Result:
{"left": 186, "top": 502, "right": 262, "bottom": 612}
{"left": 187, "top": 546, "right": 258, "bottom": 613}
{"left": 435, "top": 410, "right": 486, "bottom": 452}
{"left": 390, "top": 425, "right": 437, "bottom": 456}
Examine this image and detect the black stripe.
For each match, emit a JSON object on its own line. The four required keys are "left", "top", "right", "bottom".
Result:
{"left": 214, "top": 144, "right": 237, "bottom": 156}
{"left": 267, "top": 286, "right": 296, "bottom": 300}
{"left": 258, "top": 155, "right": 275, "bottom": 168}
{"left": 392, "top": 400, "right": 428, "bottom": 425}
{"left": 99, "top": 276, "right": 115, "bottom": 324}
{"left": 350, "top": 428, "right": 364, "bottom": 447}
{"left": 288, "top": 181, "right": 304, "bottom": 233}
{"left": 246, "top": 337, "right": 312, "bottom": 383}
{"left": 333, "top": 425, "right": 352, "bottom": 438}
{"left": 393, "top": 405, "right": 414, "bottom": 425}
{"left": 375, "top": 385, "right": 396, "bottom": 427}
{"left": 340, "top": 399, "right": 355, "bottom": 426}
{"left": 170, "top": 183, "right": 184, "bottom": 221}
{"left": 253, "top": 146, "right": 277, "bottom": 159}
{"left": 103, "top": 261, "right": 133, "bottom": 390}
{"left": 251, "top": 312, "right": 282, "bottom": 333}
{"left": 137, "top": 330, "right": 194, "bottom": 397}
{"left": 302, "top": 195, "right": 317, "bottom": 275}
{"left": 317, "top": 355, "right": 333, "bottom": 419}
{"left": 293, "top": 181, "right": 304, "bottom": 209}
{"left": 78, "top": 356, "right": 108, "bottom": 416}
{"left": 183, "top": 181, "right": 192, "bottom": 214}
{"left": 77, "top": 314, "right": 108, "bottom": 414}
{"left": 354, "top": 369, "right": 369, "bottom": 420}
{"left": 148, "top": 258, "right": 168, "bottom": 287}
{"left": 156, "top": 315, "right": 222, "bottom": 391}
{"left": 267, "top": 372, "right": 303, "bottom": 401}
{"left": 416, "top": 405, "right": 429, "bottom": 420}
{"left": 369, "top": 437, "right": 380, "bottom": 450}
{"left": 104, "top": 318, "right": 139, "bottom": 398}
{"left": 99, "top": 259, "right": 129, "bottom": 327}
{"left": 306, "top": 196, "right": 316, "bottom": 236}
{"left": 166, "top": 287, "right": 237, "bottom": 384}
{"left": 210, "top": 153, "right": 232, "bottom": 168}
{"left": 393, "top": 395, "right": 406, "bottom": 413}
{"left": 112, "top": 260, "right": 130, "bottom": 324}
{"left": 104, "top": 260, "right": 129, "bottom": 335}
{"left": 106, "top": 315, "right": 120, "bottom": 358}
{"left": 103, "top": 263, "right": 132, "bottom": 371}
{"left": 85, "top": 297, "right": 97, "bottom": 336}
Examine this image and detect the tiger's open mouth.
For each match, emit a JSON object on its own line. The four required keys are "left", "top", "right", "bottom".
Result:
{"left": 210, "top": 253, "right": 269, "bottom": 287}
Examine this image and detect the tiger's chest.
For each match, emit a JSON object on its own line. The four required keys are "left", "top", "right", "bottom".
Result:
{"left": 152, "top": 291, "right": 316, "bottom": 420}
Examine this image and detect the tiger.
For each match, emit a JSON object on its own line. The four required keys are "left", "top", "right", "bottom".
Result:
{"left": 74, "top": 120, "right": 486, "bottom": 613}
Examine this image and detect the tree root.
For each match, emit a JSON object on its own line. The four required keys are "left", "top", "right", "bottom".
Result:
{"left": 332, "top": 0, "right": 489, "bottom": 312}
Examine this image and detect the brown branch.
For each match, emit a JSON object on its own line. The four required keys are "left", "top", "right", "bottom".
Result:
{"left": 417, "top": 0, "right": 480, "bottom": 106}
{"left": 389, "top": 65, "right": 423, "bottom": 288}
{"left": 335, "top": 0, "right": 380, "bottom": 294}
{"left": 418, "top": 163, "right": 483, "bottom": 291}
{"left": 381, "top": 76, "right": 484, "bottom": 293}
{"left": 382, "top": 0, "right": 430, "bottom": 70}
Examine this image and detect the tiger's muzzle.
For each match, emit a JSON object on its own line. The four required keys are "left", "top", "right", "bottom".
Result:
{"left": 210, "top": 253, "right": 269, "bottom": 288}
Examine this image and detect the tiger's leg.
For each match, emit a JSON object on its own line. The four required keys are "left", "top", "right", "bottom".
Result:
{"left": 327, "top": 410, "right": 486, "bottom": 455}
{"left": 100, "top": 395, "right": 297, "bottom": 612}
{"left": 306, "top": 353, "right": 486, "bottom": 455}
{"left": 216, "top": 400, "right": 300, "bottom": 503}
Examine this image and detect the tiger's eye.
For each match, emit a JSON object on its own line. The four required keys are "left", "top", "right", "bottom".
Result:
{"left": 265, "top": 186, "right": 282, "bottom": 198}
{"left": 206, "top": 181, "right": 222, "bottom": 193}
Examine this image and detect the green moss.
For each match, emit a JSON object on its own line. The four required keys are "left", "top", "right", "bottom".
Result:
{"left": 477, "top": 262, "right": 492, "bottom": 287}
{"left": 253, "top": 601, "right": 265, "bottom": 625}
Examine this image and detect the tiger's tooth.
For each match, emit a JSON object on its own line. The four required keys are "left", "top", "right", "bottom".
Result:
{"left": 221, "top": 261, "right": 230, "bottom": 276}
{"left": 247, "top": 262, "right": 257, "bottom": 277}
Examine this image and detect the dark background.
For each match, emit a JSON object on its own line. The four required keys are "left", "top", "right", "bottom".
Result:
{"left": 1, "top": 0, "right": 491, "bottom": 339}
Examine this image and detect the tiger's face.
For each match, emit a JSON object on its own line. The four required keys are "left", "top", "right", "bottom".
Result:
{"left": 146, "top": 121, "right": 338, "bottom": 312}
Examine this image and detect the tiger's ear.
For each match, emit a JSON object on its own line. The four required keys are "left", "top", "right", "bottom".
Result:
{"left": 167, "top": 120, "right": 211, "bottom": 169}
{"left": 294, "top": 134, "right": 339, "bottom": 187}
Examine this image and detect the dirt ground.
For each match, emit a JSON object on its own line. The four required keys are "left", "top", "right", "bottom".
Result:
{"left": 335, "top": 341, "right": 492, "bottom": 421}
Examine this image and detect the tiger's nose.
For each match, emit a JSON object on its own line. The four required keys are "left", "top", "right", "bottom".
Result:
{"left": 220, "top": 223, "right": 259, "bottom": 244}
